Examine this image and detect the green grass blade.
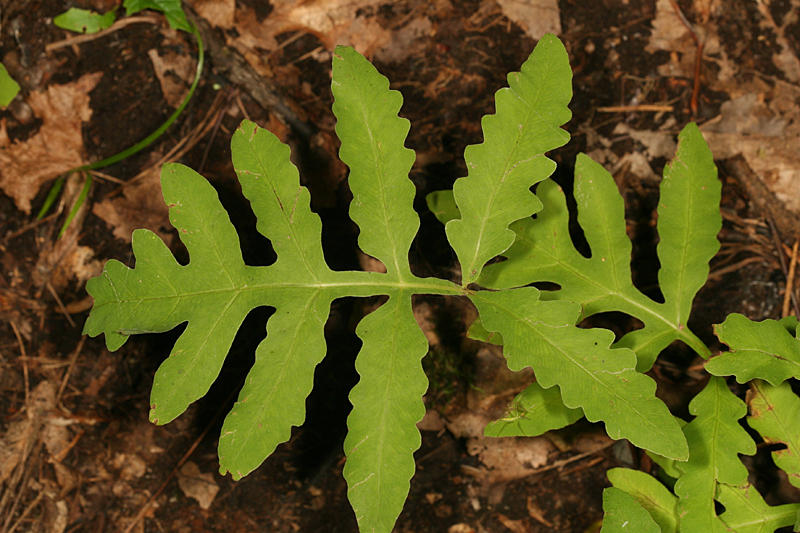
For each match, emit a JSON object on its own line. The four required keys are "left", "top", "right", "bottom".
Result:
{"left": 332, "top": 46, "right": 417, "bottom": 280}
{"left": 57, "top": 173, "right": 92, "bottom": 238}
{"left": 344, "top": 294, "right": 428, "bottom": 533}
{"left": 747, "top": 380, "right": 800, "bottom": 488}
{"left": 707, "top": 313, "right": 800, "bottom": 384}
{"left": 471, "top": 288, "right": 688, "bottom": 460}
{"left": 446, "top": 33, "right": 571, "bottom": 286}
{"left": 656, "top": 123, "right": 721, "bottom": 329}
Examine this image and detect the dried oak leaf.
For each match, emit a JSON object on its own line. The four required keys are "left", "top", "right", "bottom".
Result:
{"left": 0, "top": 72, "right": 102, "bottom": 214}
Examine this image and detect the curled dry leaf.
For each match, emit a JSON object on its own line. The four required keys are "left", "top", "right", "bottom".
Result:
{"left": 0, "top": 72, "right": 102, "bottom": 213}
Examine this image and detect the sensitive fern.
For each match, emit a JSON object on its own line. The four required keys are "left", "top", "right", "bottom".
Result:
{"left": 85, "top": 34, "right": 800, "bottom": 532}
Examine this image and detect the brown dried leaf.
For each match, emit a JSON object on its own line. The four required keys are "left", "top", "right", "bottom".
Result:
{"left": 92, "top": 166, "right": 171, "bottom": 243}
{"left": 497, "top": 0, "right": 560, "bottom": 40}
{"left": 147, "top": 48, "right": 195, "bottom": 108}
{"left": 188, "top": 0, "right": 235, "bottom": 29}
{"left": 177, "top": 461, "right": 220, "bottom": 510}
{"left": 0, "top": 73, "right": 102, "bottom": 213}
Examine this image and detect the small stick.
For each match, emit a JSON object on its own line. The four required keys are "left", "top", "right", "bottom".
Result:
{"left": 46, "top": 282, "right": 77, "bottom": 328}
{"left": 10, "top": 321, "right": 29, "bottom": 402}
{"left": 766, "top": 214, "right": 800, "bottom": 316}
{"left": 57, "top": 337, "right": 86, "bottom": 403}
{"left": 782, "top": 240, "right": 799, "bottom": 317}
{"left": 46, "top": 15, "right": 160, "bottom": 52}
{"left": 597, "top": 104, "right": 674, "bottom": 113}
{"left": 667, "top": 0, "right": 703, "bottom": 116}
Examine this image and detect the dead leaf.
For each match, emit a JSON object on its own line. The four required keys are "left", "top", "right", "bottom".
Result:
{"left": 231, "top": 0, "right": 391, "bottom": 77}
{"left": 0, "top": 72, "right": 102, "bottom": 213}
{"left": 497, "top": 0, "right": 560, "bottom": 40}
{"left": 177, "top": 461, "right": 220, "bottom": 510}
{"left": 187, "top": 0, "right": 235, "bottom": 29}
{"left": 92, "top": 166, "right": 171, "bottom": 243}
{"left": 702, "top": 93, "right": 800, "bottom": 216}
{"left": 148, "top": 48, "right": 195, "bottom": 108}
{"left": 0, "top": 381, "right": 58, "bottom": 484}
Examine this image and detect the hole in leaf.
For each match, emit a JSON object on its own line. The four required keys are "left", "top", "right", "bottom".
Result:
{"left": 548, "top": 163, "right": 591, "bottom": 259}
{"left": 577, "top": 311, "right": 643, "bottom": 342}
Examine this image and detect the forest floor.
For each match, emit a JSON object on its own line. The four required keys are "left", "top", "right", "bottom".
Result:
{"left": 1, "top": 0, "right": 800, "bottom": 531}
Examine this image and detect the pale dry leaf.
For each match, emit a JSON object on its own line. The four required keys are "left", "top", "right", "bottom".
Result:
{"left": 374, "top": 17, "right": 432, "bottom": 63}
{"left": 613, "top": 123, "right": 677, "bottom": 160}
{"left": 0, "top": 72, "right": 102, "bottom": 213}
{"left": 0, "top": 381, "right": 58, "bottom": 484}
{"left": 231, "top": 0, "right": 391, "bottom": 76}
{"left": 177, "top": 461, "right": 220, "bottom": 510}
{"left": 92, "top": 166, "right": 171, "bottom": 243}
{"left": 497, "top": 0, "right": 561, "bottom": 40}
{"left": 147, "top": 48, "right": 195, "bottom": 107}
{"left": 702, "top": 93, "right": 800, "bottom": 215}
{"left": 186, "top": 0, "right": 235, "bottom": 29}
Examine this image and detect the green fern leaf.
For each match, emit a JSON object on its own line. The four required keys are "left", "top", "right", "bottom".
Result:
{"left": 470, "top": 288, "right": 688, "bottom": 459}
{"left": 85, "top": 46, "right": 460, "bottom": 532}
{"left": 83, "top": 37, "right": 706, "bottom": 532}
{"left": 343, "top": 295, "right": 428, "bottom": 533}
{"left": 707, "top": 313, "right": 800, "bottom": 384}
{"left": 607, "top": 468, "right": 678, "bottom": 532}
{"left": 478, "top": 124, "right": 718, "bottom": 369}
{"left": 656, "top": 124, "right": 721, "bottom": 330}
{"left": 483, "top": 381, "right": 582, "bottom": 437}
{"left": 446, "top": 33, "right": 571, "bottom": 286}
{"left": 601, "top": 487, "right": 660, "bottom": 533}
{"left": 717, "top": 483, "right": 800, "bottom": 533}
{"left": 747, "top": 380, "right": 800, "bottom": 488}
{"left": 673, "top": 377, "right": 756, "bottom": 531}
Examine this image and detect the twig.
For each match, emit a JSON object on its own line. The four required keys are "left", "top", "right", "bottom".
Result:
{"left": 3, "top": 213, "right": 59, "bottom": 242}
{"left": 46, "top": 282, "right": 76, "bottom": 328}
{"left": 707, "top": 256, "right": 768, "bottom": 281}
{"left": 57, "top": 337, "right": 85, "bottom": 403}
{"left": 782, "top": 240, "right": 799, "bottom": 317}
{"left": 9, "top": 321, "right": 29, "bottom": 403}
{"left": 766, "top": 214, "right": 800, "bottom": 317}
{"left": 667, "top": 0, "right": 703, "bottom": 115}
{"left": 597, "top": 104, "right": 674, "bottom": 113}
{"left": 45, "top": 15, "right": 161, "bottom": 52}
{"left": 6, "top": 493, "right": 43, "bottom": 533}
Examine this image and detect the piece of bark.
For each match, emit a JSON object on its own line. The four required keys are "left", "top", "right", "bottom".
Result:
{"left": 186, "top": 8, "right": 313, "bottom": 140}
{"left": 722, "top": 154, "right": 800, "bottom": 242}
